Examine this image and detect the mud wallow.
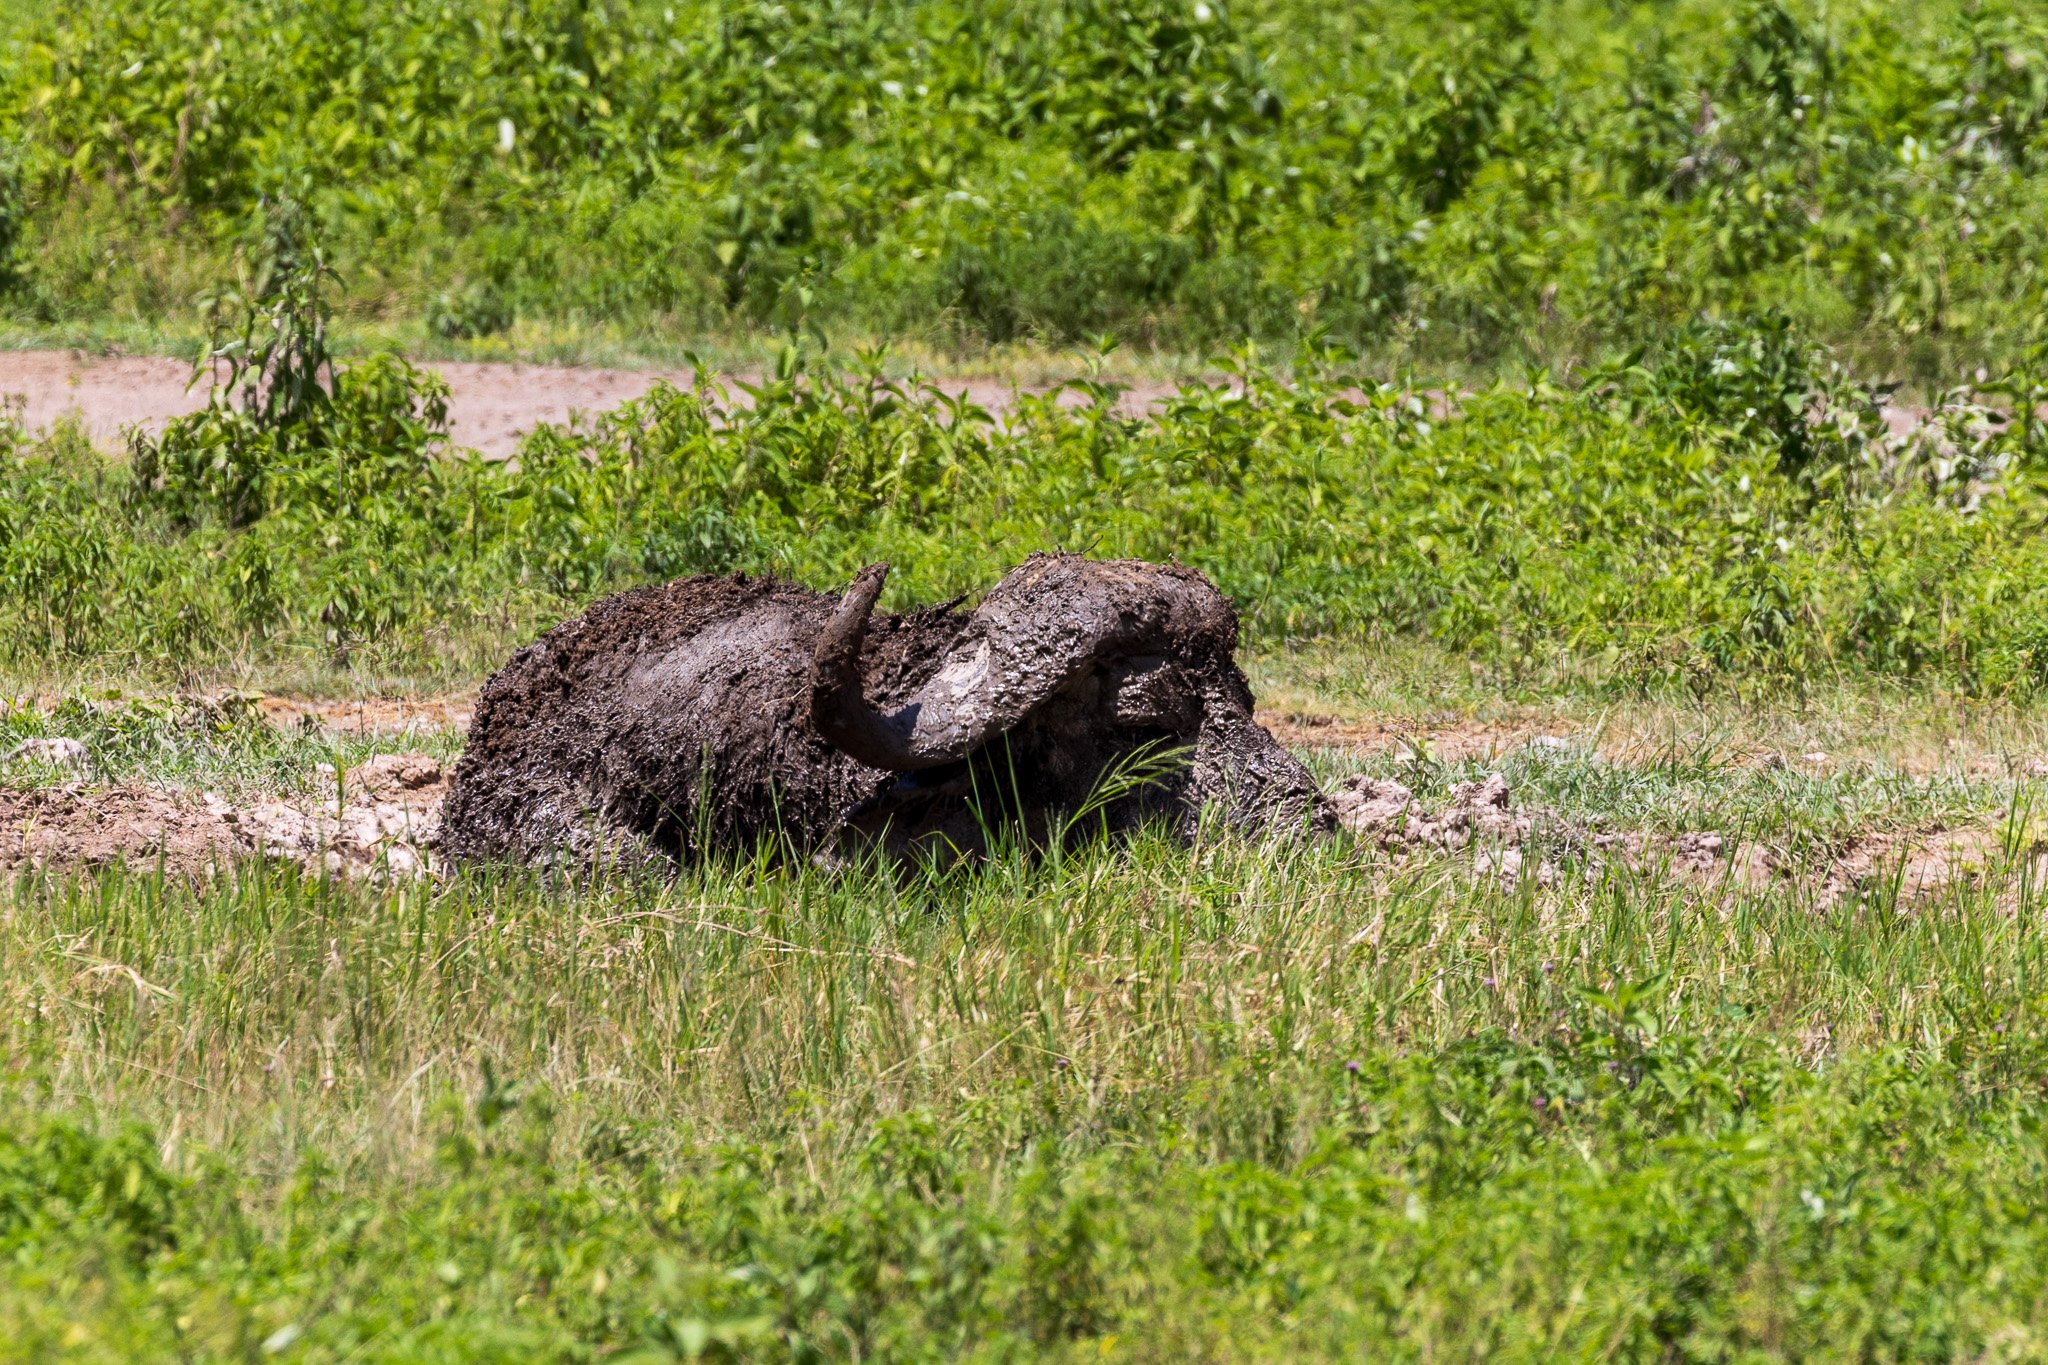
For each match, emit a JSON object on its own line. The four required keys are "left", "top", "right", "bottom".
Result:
{"left": 438, "top": 553, "right": 1328, "bottom": 866}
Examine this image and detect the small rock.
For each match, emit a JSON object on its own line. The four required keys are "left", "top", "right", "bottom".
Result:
{"left": 1801, "top": 751, "right": 1829, "bottom": 765}
{"left": 7, "top": 737, "right": 88, "bottom": 767}
{"left": 2024, "top": 758, "right": 2048, "bottom": 780}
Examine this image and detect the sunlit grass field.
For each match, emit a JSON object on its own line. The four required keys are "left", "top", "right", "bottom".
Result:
{"left": 7, "top": 660, "right": 2048, "bottom": 1361}
{"left": 11, "top": 0, "right": 2048, "bottom": 1352}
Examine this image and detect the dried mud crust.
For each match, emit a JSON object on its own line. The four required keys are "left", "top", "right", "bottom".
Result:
{"left": 1327, "top": 772, "right": 2039, "bottom": 904}
{"left": 1, "top": 755, "right": 2033, "bottom": 904}
{"left": 0, "top": 787, "right": 245, "bottom": 876}
{"left": 439, "top": 556, "right": 1329, "bottom": 866}
{"left": 1819, "top": 826, "right": 2026, "bottom": 905}
{"left": 0, "top": 754, "right": 449, "bottom": 879}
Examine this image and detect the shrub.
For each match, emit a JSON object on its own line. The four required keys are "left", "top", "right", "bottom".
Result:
{"left": 15, "top": 329, "right": 2045, "bottom": 688}
{"left": 934, "top": 208, "right": 1193, "bottom": 345}
{"left": 0, "top": 1110, "right": 181, "bottom": 1260}
{"left": 0, "top": 140, "right": 23, "bottom": 293}
{"left": 8, "top": 0, "right": 2048, "bottom": 360}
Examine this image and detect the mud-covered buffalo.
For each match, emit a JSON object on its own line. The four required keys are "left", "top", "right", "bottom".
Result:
{"left": 438, "top": 553, "right": 1331, "bottom": 866}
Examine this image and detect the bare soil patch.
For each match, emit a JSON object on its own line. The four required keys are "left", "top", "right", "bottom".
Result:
{"left": 255, "top": 693, "right": 475, "bottom": 736}
{"left": 1820, "top": 825, "right": 2026, "bottom": 906}
{"left": 0, "top": 753, "right": 448, "bottom": 879}
{"left": 0, "top": 349, "right": 1187, "bottom": 458}
{"left": 0, "top": 350, "right": 689, "bottom": 459}
{"left": 1262, "top": 709, "right": 1564, "bottom": 763}
{"left": 0, "top": 786, "right": 246, "bottom": 877}
{"left": 1327, "top": 769, "right": 2035, "bottom": 904}
{"left": 1, "top": 748, "right": 2029, "bottom": 905}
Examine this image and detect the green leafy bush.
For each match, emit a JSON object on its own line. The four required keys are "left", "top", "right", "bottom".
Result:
{"left": 0, "top": 139, "right": 23, "bottom": 293}
{"left": 10, "top": 0, "right": 2048, "bottom": 360}
{"left": 1641, "top": 312, "right": 1824, "bottom": 474}
{"left": 934, "top": 208, "right": 1192, "bottom": 345}
{"left": 0, "top": 1109, "right": 181, "bottom": 1260}
{"left": 12, "top": 330, "right": 2048, "bottom": 689}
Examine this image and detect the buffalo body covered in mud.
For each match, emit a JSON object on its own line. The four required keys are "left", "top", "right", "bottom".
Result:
{"left": 439, "top": 553, "right": 1330, "bottom": 865}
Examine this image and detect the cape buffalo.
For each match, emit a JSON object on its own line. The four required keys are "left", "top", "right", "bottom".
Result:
{"left": 438, "top": 553, "right": 1331, "bottom": 866}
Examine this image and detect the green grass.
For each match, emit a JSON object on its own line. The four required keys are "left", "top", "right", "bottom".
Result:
{"left": 6, "top": 671, "right": 2048, "bottom": 1359}
{"left": 14, "top": 1, "right": 2048, "bottom": 1350}
{"left": 0, "top": 691, "right": 463, "bottom": 804}
{"left": 8, "top": 813, "right": 2048, "bottom": 1360}
{"left": 5, "top": 0, "right": 2048, "bottom": 373}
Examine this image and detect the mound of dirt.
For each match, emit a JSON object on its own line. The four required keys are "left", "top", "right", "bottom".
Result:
{"left": 1330, "top": 769, "right": 2037, "bottom": 905}
{"left": 0, "top": 753, "right": 449, "bottom": 880}
{"left": 1330, "top": 772, "right": 1583, "bottom": 887}
{"left": 0, "top": 787, "right": 245, "bottom": 876}
{"left": 235, "top": 754, "right": 448, "bottom": 878}
{"left": 1328, "top": 772, "right": 1526, "bottom": 850}
{"left": 1820, "top": 826, "right": 2022, "bottom": 906}
{"left": 346, "top": 752, "right": 449, "bottom": 802}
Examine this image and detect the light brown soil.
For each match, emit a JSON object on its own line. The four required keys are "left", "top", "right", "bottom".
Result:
{"left": 1324, "top": 767, "right": 2045, "bottom": 905}
{"left": 0, "top": 753, "right": 448, "bottom": 880}
{"left": 1261, "top": 709, "right": 1561, "bottom": 763}
{"left": 0, "top": 349, "right": 1186, "bottom": 459}
{"left": 1821, "top": 826, "right": 2024, "bottom": 906}
{"left": 0, "top": 350, "right": 693, "bottom": 459}
{"left": 256, "top": 693, "right": 475, "bottom": 736}
{"left": 0, "top": 786, "right": 246, "bottom": 877}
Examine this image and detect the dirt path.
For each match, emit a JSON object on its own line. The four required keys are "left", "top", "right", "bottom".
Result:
{"left": 3, "top": 347, "right": 1933, "bottom": 459}
{"left": 0, "top": 349, "right": 1188, "bottom": 458}
{"left": 0, "top": 350, "right": 694, "bottom": 458}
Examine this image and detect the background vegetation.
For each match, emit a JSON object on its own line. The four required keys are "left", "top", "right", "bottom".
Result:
{"left": 3, "top": 0, "right": 2048, "bottom": 369}
{"left": 14, "top": 2, "right": 2048, "bottom": 1359}
{"left": 10, "top": 278, "right": 2048, "bottom": 696}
